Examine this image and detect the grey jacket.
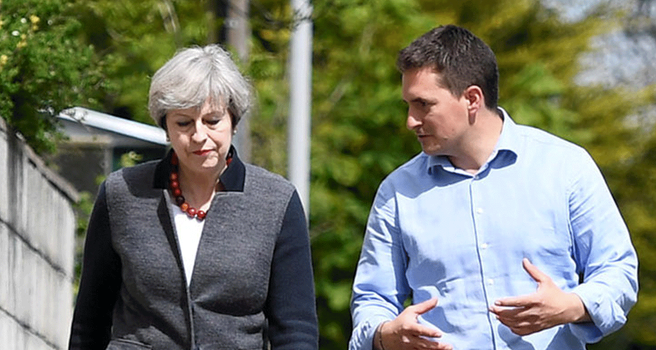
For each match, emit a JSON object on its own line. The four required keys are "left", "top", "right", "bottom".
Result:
{"left": 69, "top": 149, "right": 318, "bottom": 350}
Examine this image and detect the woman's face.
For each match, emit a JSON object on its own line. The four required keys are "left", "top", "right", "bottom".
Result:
{"left": 166, "top": 100, "right": 233, "bottom": 177}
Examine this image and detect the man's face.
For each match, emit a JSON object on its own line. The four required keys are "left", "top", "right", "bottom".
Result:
{"left": 402, "top": 67, "right": 470, "bottom": 157}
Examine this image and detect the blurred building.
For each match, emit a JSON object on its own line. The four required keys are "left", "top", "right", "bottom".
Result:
{"left": 51, "top": 107, "right": 169, "bottom": 195}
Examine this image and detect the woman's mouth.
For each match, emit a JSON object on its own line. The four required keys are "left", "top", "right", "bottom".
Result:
{"left": 193, "top": 149, "right": 213, "bottom": 156}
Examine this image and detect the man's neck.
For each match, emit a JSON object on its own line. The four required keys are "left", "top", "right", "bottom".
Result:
{"left": 449, "top": 108, "right": 504, "bottom": 175}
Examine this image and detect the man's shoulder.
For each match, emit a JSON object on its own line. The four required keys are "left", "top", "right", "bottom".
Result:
{"left": 509, "top": 123, "right": 598, "bottom": 176}
{"left": 377, "top": 153, "right": 429, "bottom": 191}
{"left": 389, "top": 152, "right": 427, "bottom": 176}
{"left": 514, "top": 123, "right": 586, "bottom": 154}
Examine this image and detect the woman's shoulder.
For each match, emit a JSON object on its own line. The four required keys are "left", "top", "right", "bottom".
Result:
{"left": 243, "top": 163, "right": 296, "bottom": 195}
{"left": 107, "top": 160, "right": 159, "bottom": 181}
{"left": 104, "top": 160, "right": 161, "bottom": 196}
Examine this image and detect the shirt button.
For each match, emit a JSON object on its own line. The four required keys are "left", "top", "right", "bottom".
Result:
{"left": 476, "top": 208, "right": 484, "bottom": 214}
{"left": 481, "top": 243, "right": 489, "bottom": 250}
{"left": 487, "top": 279, "right": 494, "bottom": 285}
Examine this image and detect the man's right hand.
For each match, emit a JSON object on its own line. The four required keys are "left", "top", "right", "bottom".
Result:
{"left": 376, "top": 298, "right": 453, "bottom": 350}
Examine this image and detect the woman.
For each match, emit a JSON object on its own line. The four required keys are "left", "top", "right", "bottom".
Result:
{"left": 69, "top": 45, "right": 318, "bottom": 350}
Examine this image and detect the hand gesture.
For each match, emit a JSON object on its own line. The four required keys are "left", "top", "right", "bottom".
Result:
{"left": 377, "top": 298, "right": 452, "bottom": 350}
{"left": 489, "top": 258, "right": 590, "bottom": 336}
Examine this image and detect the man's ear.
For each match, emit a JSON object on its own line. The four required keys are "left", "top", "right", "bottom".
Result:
{"left": 463, "top": 85, "right": 485, "bottom": 115}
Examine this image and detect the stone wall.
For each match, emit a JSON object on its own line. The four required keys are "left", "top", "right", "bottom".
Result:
{"left": 0, "top": 118, "right": 78, "bottom": 350}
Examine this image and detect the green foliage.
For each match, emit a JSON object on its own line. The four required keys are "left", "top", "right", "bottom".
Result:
{"left": 601, "top": 86, "right": 656, "bottom": 348}
{"left": 15, "top": 0, "right": 653, "bottom": 348}
{"left": 308, "top": 2, "right": 431, "bottom": 347}
{"left": 72, "top": 190, "right": 94, "bottom": 296}
{"left": 247, "top": 0, "right": 294, "bottom": 175}
{"left": 74, "top": 0, "right": 216, "bottom": 124}
{"left": 119, "top": 150, "right": 144, "bottom": 167}
{"left": 0, "top": 0, "right": 108, "bottom": 154}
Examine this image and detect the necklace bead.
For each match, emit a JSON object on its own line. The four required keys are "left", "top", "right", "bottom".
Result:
{"left": 168, "top": 151, "right": 232, "bottom": 220}
{"left": 170, "top": 153, "right": 203, "bottom": 220}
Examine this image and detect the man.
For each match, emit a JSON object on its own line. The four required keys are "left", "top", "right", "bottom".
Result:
{"left": 349, "top": 24, "right": 638, "bottom": 350}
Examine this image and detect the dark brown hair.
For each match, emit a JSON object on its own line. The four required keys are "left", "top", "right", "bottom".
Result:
{"left": 397, "top": 25, "right": 499, "bottom": 109}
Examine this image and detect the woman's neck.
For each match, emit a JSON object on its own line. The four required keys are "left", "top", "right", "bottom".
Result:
{"left": 177, "top": 167, "right": 223, "bottom": 210}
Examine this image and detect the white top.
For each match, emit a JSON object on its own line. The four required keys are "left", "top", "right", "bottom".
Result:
{"left": 169, "top": 202, "right": 205, "bottom": 286}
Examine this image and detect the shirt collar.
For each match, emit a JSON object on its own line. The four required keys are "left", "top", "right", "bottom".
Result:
{"left": 426, "top": 107, "right": 519, "bottom": 175}
{"left": 153, "top": 145, "right": 246, "bottom": 192}
{"left": 494, "top": 107, "right": 518, "bottom": 155}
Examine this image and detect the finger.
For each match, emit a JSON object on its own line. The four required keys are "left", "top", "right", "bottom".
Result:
{"left": 413, "top": 336, "right": 450, "bottom": 350}
{"left": 410, "top": 297, "right": 439, "bottom": 315}
{"left": 522, "top": 258, "right": 549, "bottom": 283}
{"left": 407, "top": 322, "right": 443, "bottom": 338}
{"left": 489, "top": 304, "right": 526, "bottom": 317}
{"left": 437, "top": 342, "right": 454, "bottom": 350}
{"left": 491, "top": 310, "right": 532, "bottom": 328}
{"left": 506, "top": 324, "right": 534, "bottom": 336}
{"left": 505, "top": 318, "right": 543, "bottom": 336}
{"left": 493, "top": 307, "right": 543, "bottom": 333}
{"left": 493, "top": 308, "right": 534, "bottom": 324}
{"left": 495, "top": 312, "right": 529, "bottom": 331}
{"left": 493, "top": 294, "right": 533, "bottom": 308}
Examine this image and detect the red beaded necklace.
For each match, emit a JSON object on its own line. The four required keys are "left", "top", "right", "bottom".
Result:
{"left": 169, "top": 152, "right": 232, "bottom": 220}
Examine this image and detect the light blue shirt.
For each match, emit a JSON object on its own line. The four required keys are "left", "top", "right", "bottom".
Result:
{"left": 349, "top": 109, "right": 638, "bottom": 350}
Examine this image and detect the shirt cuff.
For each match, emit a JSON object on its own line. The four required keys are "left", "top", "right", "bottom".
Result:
{"left": 571, "top": 284, "right": 626, "bottom": 343}
{"left": 349, "top": 317, "right": 388, "bottom": 350}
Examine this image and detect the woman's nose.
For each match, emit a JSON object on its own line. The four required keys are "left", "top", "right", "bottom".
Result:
{"left": 191, "top": 122, "right": 207, "bottom": 142}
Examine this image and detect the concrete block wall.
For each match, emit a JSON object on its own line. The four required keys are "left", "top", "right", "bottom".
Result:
{"left": 0, "top": 118, "right": 78, "bottom": 350}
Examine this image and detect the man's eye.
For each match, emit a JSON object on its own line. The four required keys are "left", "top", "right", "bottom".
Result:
{"left": 412, "top": 100, "right": 428, "bottom": 109}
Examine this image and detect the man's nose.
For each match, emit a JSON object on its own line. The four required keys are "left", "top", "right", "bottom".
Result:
{"left": 406, "top": 110, "right": 422, "bottom": 130}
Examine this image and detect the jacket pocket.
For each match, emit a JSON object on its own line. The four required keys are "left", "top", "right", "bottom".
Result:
{"left": 106, "top": 338, "right": 153, "bottom": 350}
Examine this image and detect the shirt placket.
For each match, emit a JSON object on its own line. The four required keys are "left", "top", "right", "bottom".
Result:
{"left": 469, "top": 171, "right": 501, "bottom": 349}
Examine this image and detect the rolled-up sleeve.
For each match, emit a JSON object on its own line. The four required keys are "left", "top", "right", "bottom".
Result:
{"left": 568, "top": 151, "right": 639, "bottom": 343}
{"left": 349, "top": 184, "right": 411, "bottom": 350}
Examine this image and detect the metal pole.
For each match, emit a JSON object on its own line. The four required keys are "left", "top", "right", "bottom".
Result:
{"left": 288, "top": 0, "right": 313, "bottom": 219}
{"left": 225, "top": 0, "right": 252, "bottom": 162}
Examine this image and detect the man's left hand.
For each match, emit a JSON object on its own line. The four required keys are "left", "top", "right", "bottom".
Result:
{"left": 488, "top": 258, "right": 591, "bottom": 336}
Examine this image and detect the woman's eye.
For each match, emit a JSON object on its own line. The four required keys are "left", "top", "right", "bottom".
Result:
{"left": 176, "top": 121, "right": 191, "bottom": 127}
{"left": 206, "top": 119, "right": 220, "bottom": 125}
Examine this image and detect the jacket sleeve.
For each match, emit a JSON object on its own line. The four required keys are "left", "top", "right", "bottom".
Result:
{"left": 68, "top": 182, "right": 122, "bottom": 350}
{"left": 265, "top": 190, "right": 319, "bottom": 349}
